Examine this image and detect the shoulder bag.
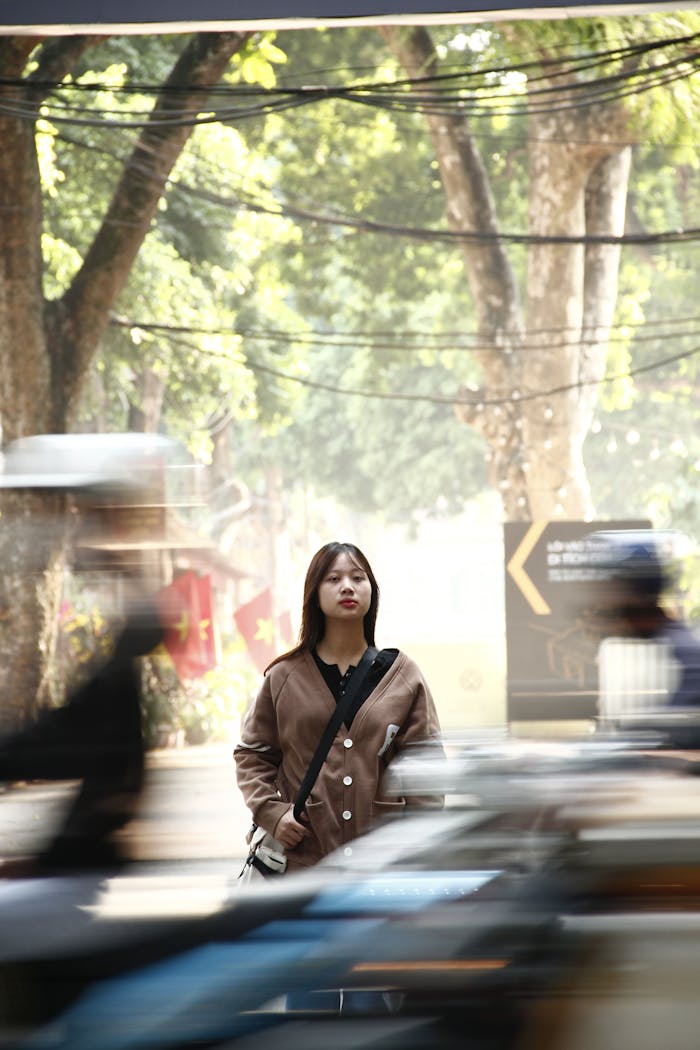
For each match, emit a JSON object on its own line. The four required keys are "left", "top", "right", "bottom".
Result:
{"left": 237, "top": 646, "right": 379, "bottom": 883}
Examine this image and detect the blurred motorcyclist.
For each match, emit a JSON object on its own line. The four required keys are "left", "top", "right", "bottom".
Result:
{"left": 587, "top": 529, "right": 700, "bottom": 745}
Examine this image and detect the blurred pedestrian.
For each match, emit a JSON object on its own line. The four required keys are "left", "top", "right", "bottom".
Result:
{"left": 234, "top": 540, "right": 443, "bottom": 875}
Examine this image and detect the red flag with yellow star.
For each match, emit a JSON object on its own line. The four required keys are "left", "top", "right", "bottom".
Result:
{"left": 158, "top": 571, "right": 217, "bottom": 681}
{"left": 234, "top": 588, "right": 278, "bottom": 673}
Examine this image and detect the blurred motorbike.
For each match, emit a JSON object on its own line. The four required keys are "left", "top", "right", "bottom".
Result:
{"left": 5, "top": 732, "right": 700, "bottom": 1049}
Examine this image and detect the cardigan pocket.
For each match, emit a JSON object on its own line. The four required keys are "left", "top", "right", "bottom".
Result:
{"left": 371, "top": 798, "right": 406, "bottom": 825}
{"left": 301, "top": 799, "right": 333, "bottom": 859}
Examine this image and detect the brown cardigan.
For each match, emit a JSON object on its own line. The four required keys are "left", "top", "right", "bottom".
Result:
{"left": 234, "top": 648, "right": 443, "bottom": 871}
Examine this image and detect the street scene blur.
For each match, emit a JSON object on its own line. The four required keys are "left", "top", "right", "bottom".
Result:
{"left": 4, "top": 1, "right": 700, "bottom": 1047}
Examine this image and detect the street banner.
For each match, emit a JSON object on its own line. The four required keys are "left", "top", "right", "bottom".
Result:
{"left": 159, "top": 570, "right": 218, "bottom": 681}
{"left": 234, "top": 588, "right": 278, "bottom": 674}
{"left": 504, "top": 519, "right": 649, "bottom": 722}
{"left": 234, "top": 591, "right": 294, "bottom": 671}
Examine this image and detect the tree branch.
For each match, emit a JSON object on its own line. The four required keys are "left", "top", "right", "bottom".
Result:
{"left": 47, "top": 31, "right": 251, "bottom": 424}
{"left": 379, "top": 24, "right": 522, "bottom": 343}
{"left": 26, "top": 35, "right": 105, "bottom": 103}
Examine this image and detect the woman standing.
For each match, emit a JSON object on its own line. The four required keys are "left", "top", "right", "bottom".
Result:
{"left": 234, "top": 541, "right": 443, "bottom": 873}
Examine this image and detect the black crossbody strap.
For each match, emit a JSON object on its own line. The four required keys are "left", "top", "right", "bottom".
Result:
{"left": 293, "top": 646, "right": 379, "bottom": 821}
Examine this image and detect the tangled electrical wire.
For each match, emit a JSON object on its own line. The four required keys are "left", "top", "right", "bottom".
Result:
{"left": 107, "top": 313, "right": 700, "bottom": 408}
{"left": 42, "top": 119, "right": 700, "bottom": 249}
{"left": 1, "top": 28, "right": 700, "bottom": 128}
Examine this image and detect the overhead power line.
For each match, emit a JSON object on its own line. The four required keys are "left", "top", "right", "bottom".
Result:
{"left": 109, "top": 315, "right": 700, "bottom": 408}
{"left": 46, "top": 80, "right": 700, "bottom": 154}
{"left": 239, "top": 342, "right": 700, "bottom": 407}
{"left": 110, "top": 314, "right": 700, "bottom": 353}
{"left": 161, "top": 170, "right": 700, "bottom": 248}
{"left": 222, "top": 187, "right": 700, "bottom": 248}
{"left": 44, "top": 126, "right": 700, "bottom": 251}
{"left": 2, "top": 30, "right": 700, "bottom": 129}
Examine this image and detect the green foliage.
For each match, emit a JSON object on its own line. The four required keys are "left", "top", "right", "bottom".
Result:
{"left": 141, "top": 643, "right": 258, "bottom": 749}
{"left": 55, "top": 581, "right": 117, "bottom": 695}
{"left": 231, "top": 345, "right": 488, "bottom": 528}
{"left": 32, "top": 18, "right": 700, "bottom": 556}
{"left": 226, "top": 32, "right": 288, "bottom": 89}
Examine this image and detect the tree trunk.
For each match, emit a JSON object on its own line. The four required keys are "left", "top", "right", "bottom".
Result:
{"left": 128, "top": 368, "right": 167, "bottom": 433}
{"left": 0, "top": 39, "right": 53, "bottom": 441}
{"left": 521, "top": 109, "right": 631, "bottom": 519}
{"left": 379, "top": 25, "right": 529, "bottom": 520}
{"left": 581, "top": 148, "right": 632, "bottom": 419}
{"left": 380, "top": 25, "right": 633, "bottom": 522}
{"left": 0, "top": 490, "right": 68, "bottom": 729}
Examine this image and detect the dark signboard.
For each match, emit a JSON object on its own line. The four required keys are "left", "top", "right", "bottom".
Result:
{"left": 504, "top": 519, "right": 650, "bottom": 722}
{"left": 0, "top": 0, "right": 678, "bottom": 31}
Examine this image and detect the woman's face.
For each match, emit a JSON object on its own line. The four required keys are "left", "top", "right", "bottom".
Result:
{"left": 317, "top": 551, "right": 372, "bottom": 625}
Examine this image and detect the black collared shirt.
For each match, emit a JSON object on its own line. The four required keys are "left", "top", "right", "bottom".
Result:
{"left": 313, "top": 648, "right": 399, "bottom": 727}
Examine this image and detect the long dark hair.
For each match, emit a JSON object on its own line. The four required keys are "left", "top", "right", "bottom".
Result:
{"left": 265, "top": 542, "right": 379, "bottom": 673}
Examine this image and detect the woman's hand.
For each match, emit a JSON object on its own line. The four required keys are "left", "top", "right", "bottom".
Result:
{"left": 275, "top": 808, "right": 308, "bottom": 850}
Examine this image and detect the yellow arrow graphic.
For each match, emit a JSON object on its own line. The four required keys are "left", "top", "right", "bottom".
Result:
{"left": 507, "top": 521, "right": 551, "bottom": 615}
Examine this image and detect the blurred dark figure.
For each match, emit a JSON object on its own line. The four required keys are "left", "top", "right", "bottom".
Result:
{"left": 0, "top": 602, "right": 162, "bottom": 872}
{"left": 587, "top": 529, "right": 700, "bottom": 745}
{"left": 0, "top": 433, "right": 178, "bottom": 874}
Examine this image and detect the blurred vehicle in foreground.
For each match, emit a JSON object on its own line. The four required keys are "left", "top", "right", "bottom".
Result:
{"left": 5, "top": 731, "right": 700, "bottom": 1049}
